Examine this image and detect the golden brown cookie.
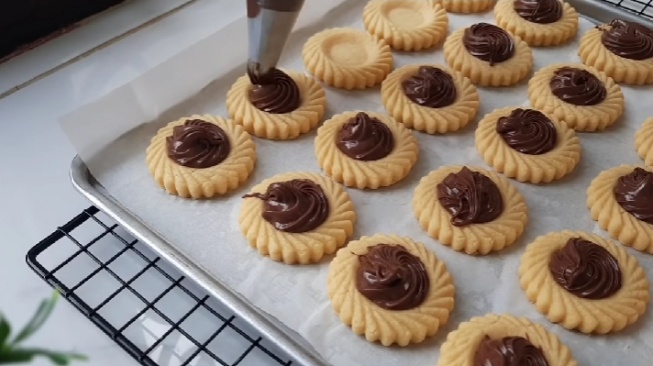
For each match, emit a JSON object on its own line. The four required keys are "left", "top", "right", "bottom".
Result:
{"left": 146, "top": 114, "right": 256, "bottom": 199}
{"left": 519, "top": 230, "right": 650, "bottom": 334}
{"left": 226, "top": 68, "right": 326, "bottom": 140}
{"left": 381, "top": 64, "right": 480, "bottom": 134}
{"left": 475, "top": 107, "right": 581, "bottom": 183}
{"left": 362, "top": 0, "right": 449, "bottom": 51}
{"left": 327, "top": 234, "right": 455, "bottom": 346}
{"left": 302, "top": 27, "right": 393, "bottom": 90}
{"left": 587, "top": 165, "right": 653, "bottom": 254}
{"left": 494, "top": 0, "right": 579, "bottom": 47}
{"left": 578, "top": 19, "right": 653, "bottom": 85}
{"left": 636, "top": 117, "right": 653, "bottom": 166}
{"left": 314, "top": 111, "right": 419, "bottom": 189}
{"left": 438, "top": 313, "right": 578, "bottom": 366}
{"left": 439, "top": 0, "right": 495, "bottom": 13}
{"left": 528, "top": 63, "right": 624, "bottom": 132}
{"left": 239, "top": 172, "right": 356, "bottom": 264}
{"left": 413, "top": 165, "right": 528, "bottom": 255}
{"left": 443, "top": 22, "right": 533, "bottom": 86}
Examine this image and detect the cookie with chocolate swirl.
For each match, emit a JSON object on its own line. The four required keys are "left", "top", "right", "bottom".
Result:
{"left": 444, "top": 22, "right": 533, "bottom": 86}
{"left": 413, "top": 165, "right": 528, "bottom": 255}
{"left": 327, "top": 234, "right": 454, "bottom": 346}
{"left": 579, "top": 19, "right": 653, "bottom": 85}
{"left": 494, "top": 0, "right": 579, "bottom": 47}
{"left": 520, "top": 230, "right": 649, "bottom": 334}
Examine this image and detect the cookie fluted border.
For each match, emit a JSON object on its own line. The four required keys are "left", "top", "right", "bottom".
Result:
{"left": 302, "top": 27, "right": 393, "bottom": 90}
{"left": 327, "top": 234, "right": 455, "bottom": 346}
{"left": 636, "top": 117, "right": 653, "bottom": 166}
{"left": 438, "top": 0, "right": 495, "bottom": 13}
{"left": 528, "top": 63, "right": 624, "bottom": 132}
{"left": 381, "top": 64, "right": 480, "bottom": 134}
{"left": 519, "top": 230, "right": 650, "bottom": 334}
{"left": 587, "top": 164, "right": 653, "bottom": 253}
{"left": 443, "top": 26, "right": 533, "bottom": 86}
{"left": 314, "top": 111, "right": 419, "bottom": 189}
{"left": 578, "top": 26, "right": 653, "bottom": 85}
{"left": 475, "top": 106, "right": 581, "bottom": 183}
{"left": 413, "top": 165, "right": 529, "bottom": 255}
{"left": 239, "top": 172, "right": 356, "bottom": 264}
{"left": 494, "top": 0, "right": 579, "bottom": 46}
{"left": 362, "top": 0, "right": 449, "bottom": 51}
{"left": 146, "top": 114, "right": 256, "bottom": 199}
{"left": 226, "top": 69, "right": 326, "bottom": 140}
{"left": 437, "top": 313, "right": 579, "bottom": 366}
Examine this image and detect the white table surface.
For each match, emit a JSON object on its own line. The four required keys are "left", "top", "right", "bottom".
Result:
{"left": 0, "top": 1, "right": 262, "bottom": 365}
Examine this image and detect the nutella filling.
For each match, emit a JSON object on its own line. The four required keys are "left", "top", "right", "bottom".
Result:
{"left": 248, "top": 68, "right": 301, "bottom": 114}
{"left": 463, "top": 23, "right": 515, "bottom": 66}
{"left": 355, "top": 244, "right": 430, "bottom": 311}
{"left": 242, "top": 179, "right": 329, "bottom": 233}
{"left": 166, "top": 119, "right": 231, "bottom": 168}
{"left": 614, "top": 167, "right": 653, "bottom": 224}
{"left": 496, "top": 108, "right": 558, "bottom": 155}
{"left": 600, "top": 19, "right": 653, "bottom": 61}
{"left": 549, "top": 238, "right": 622, "bottom": 299}
{"left": 401, "top": 66, "right": 457, "bottom": 108}
{"left": 437, "top": 167, "right": 504, "bottom": 227}
{"left": 550, "top": 67, "right": 607, "bottom": 106}
{"left": 514, "top": 0, "right": 563, "bottom": 24}
{"left": 337, "top": 112, "right": 394, "bottom": 161}
{"left": 474, "top": 335, "right": 549, "bottom": 366}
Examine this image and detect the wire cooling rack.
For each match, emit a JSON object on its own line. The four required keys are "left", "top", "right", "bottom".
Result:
{"left": 26, "top": 206, "right": 294, "bottom": 366}
{"left": 600, "top": 0, "right": 653, "bottom": 18}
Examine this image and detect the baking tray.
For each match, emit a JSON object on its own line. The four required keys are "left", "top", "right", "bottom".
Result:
{"left": 69, "top": 1, "right": 653, "bottom": 365}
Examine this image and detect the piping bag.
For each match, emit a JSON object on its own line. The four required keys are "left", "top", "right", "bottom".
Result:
{"left": 246, "top": 0, "right": 305, "bottom": 83}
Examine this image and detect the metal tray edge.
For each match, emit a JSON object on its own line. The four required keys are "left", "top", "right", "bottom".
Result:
{"left": 69, "top": 155, "right": 327, "bottom": 366}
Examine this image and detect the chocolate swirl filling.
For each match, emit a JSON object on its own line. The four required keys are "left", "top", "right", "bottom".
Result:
{"left": 243, "top": 179, "right": 329, "bottom": 233}
{"left": 401, "top": 66, "right": 457, "bottom": 108}
{"left": 474, "top": 335, "right": 549, "bottom": 366}
{"left": 549, "top": 238, "right": 622, "bottom": 299}
{"left": 600, "top": 19, "right": 653, "bottom": 61}
{"left": 614, "top": 167, "right": 653, "bottom": 224}
{"left": 496, "top": 108, "right": 558, "bottom": 155}
{"left": 355, "top": 244, "right": 430, "bottom": 311}
{"left": 248, "top": 68, "right": 301, "bottom": 114}
{"left": 337, "top": 112, "right": 394, "bottom": 161}
{"left": 550, "top": 67, "right": 607, "bottom": 106}
{"left": 166, "top": 119, "right": 231, "bottom": 168}
{"left": 437, "top": 167, "right": 504, "bottom": 227}
{"left": 463, "top": 23, "right": 515, "bottom": 66}
{"left": 514, "top": 0, "right": 563, "bottom": 24}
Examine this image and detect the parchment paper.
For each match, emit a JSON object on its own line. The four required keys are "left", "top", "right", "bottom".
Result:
{"left": 61, "top": 1, "right": 653, "bottom": 365}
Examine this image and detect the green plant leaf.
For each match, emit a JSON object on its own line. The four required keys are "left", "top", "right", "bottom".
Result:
{"left": 0, "top": 314, "right": 10, "bottom": 350}
{"left": 0, "top": 348, "right": 34, "bottom": 364}
{"left": 0, "top": 348, "right": 86, "bottom": 365}
{"left": 11, "top": 291, "right": 59, "bottom": 346}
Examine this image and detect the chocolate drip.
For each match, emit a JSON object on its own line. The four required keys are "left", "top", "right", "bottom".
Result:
{"left": 401, "top": 66, "right": 457, "bottom": 108}
{"left": 550, "top": 67, "right": 607, "bottom": 106}
{"left": 614, "top": 167, "right": 653, "bottom": 224}
{"left": 243, "top": 179, "right": 329, "bottom": 233}
{"left": 496, "top": 108, "right": 558, "bottom": 155}
{"left": 474, "top": 335, "right": 549, "bottom": 366}
{"left": 248, "top": 68, "right": 301, "bottom": 114}
{"left": 337, "top": 112, "right": 394, "bottom": 161}
{"left": 166, "top": 119, "right": 231, "bottom": 168}
{"left": 356, "top": 244, "right": 430, "bottom": 311}
{"left": 437, "top": 167, "right": 504, "bottom": 227}
{"left": 514, "top": 0, "right": 563, "bottom": 24}
{"left": 463, "top": 23, "right": 515, "bottom": 66}
{"left": 600, "top": 19, "right": 653, "bottom": 60}
{"left": 549, "top": 238, "right": 622, "bottom": 299}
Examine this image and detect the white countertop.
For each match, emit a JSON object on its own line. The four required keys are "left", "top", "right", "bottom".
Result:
{"left": 0, "top": 1, "right": 264, "bottom": 365}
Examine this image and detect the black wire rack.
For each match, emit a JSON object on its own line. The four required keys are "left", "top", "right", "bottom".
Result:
{"left": 600, "top": 0, "right": 653, "bottom": 18}
{"left": 26, "top": 206, "right": 294, "bottom": 366}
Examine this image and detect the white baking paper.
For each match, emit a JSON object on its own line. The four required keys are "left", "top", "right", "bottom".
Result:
{"left": 61, "top": 1, "right": 653, "bottom": 365}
